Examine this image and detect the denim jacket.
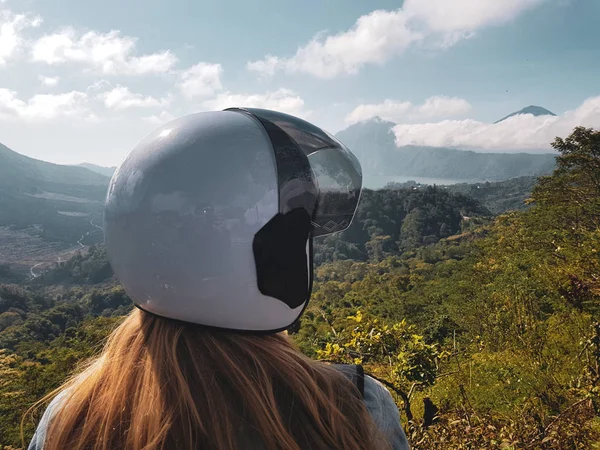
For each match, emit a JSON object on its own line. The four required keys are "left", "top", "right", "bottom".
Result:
{"left": 28, "top": 375, "right": 410, "bottom": 450}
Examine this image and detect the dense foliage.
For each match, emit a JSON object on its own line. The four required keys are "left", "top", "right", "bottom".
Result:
{"left": 1, "top": 127, "right": 599, "bottom": 449}
{"left": 301, "top": 127, "right": 600, "bottom": 448}
{"left": 444, "top": 176, "right": 538, "bottom": 214}
{"left": 31, "top": 245, "right": 113, "bottom": 286}
{"left": 383, "top": 176, "right": 536, "bottom": 217}
{"left": 0, "top": 265, "right": 24, "bottom": 285}
{"left": 314, "top": 186, "right": 491, "bottom": 265}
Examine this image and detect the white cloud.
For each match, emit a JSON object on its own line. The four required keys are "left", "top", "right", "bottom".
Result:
{"left": 126, "top": 51, "right": 177, "bottom": 75}
{"left": 346, "top": 99, "right": 413, "bottom": 124}
{"left": 403, "top": 0, "right": 545, "bottom": 34}
{"left": 202, "top": 88, "right": 309, "bottom": 118}
{"left": 248, "top": 0, "right": 548, "bottom": 78}
{"left": 143, "top": 110, "right": 176, "bottom": 125}
{"left": 100, "top": 85, "right": 170, "bottom": 110}
{"left": 86, "top": 79, "right": 112, "bottom": 93}
{"left": 0, "top": 88, "right": 91, "bottom": 120}
{"left": 31, "top": 28, "right": 177, "bottom": 75}
{"left": 0, "top": 9, "right": 42, "bottom": 65}
{"left": 417, "top": 96, "right": 472, "bottom": 118}
{"left": 177, "top": 62, "right": 222, "bottom": 98}
{"left": 248, "top": 10, "right": 420, "bottom": 79}
{"left": 345, "top": 96, "right": 472, "bottom": 124}
{"left": 392, "top": 96, "right": 600, "bottom": 152}
{"left": 246, "top": 55, "right": 280, "bottom": 77}
{"left": 39, "top": 75, "right": 59, "bottom": 86}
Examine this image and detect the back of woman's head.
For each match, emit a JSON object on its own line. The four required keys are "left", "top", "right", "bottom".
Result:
{"left": 28, "top": 109, "right": 384, "bottom": 449}
{"left": 38, "top": 309, "right": 385, "bottom": 450}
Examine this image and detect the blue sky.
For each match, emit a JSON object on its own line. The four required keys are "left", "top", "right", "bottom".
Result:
{"left": 0, "top": 0, "right": 599, "bottom": 165}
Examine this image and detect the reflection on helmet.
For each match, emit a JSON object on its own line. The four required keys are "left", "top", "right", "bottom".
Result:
{"left": 104, "top": 109, "right": 362, "bottom": 332}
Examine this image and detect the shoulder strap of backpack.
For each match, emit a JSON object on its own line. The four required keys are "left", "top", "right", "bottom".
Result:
{"left": 331, "top": 363, "right": 365, "bottom": 398}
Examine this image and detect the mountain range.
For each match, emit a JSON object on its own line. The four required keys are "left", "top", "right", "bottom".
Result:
{"left": 0, "top": 104, "right": 559, "bottom": 211}
{"left": 0, "top": 143, "right": 108, "bottom": 193}
{"left": 335, "top": 106, "right": 557, "bottom": 186}
{"left": 70, "top": 105, "right": 559, "bottom": 186}
{"left": 0, "top": 105, "right": 558, "bottom": 274}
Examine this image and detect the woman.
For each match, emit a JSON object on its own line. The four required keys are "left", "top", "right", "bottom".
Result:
{"left": 26, "top": 108, "right": 410, "bottom": 450}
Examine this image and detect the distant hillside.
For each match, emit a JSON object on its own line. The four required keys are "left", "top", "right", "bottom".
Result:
{"left": 494, "top": 105, "right": 557, "bottom": 124}
{"left": 314, "top": 185, "right": 492, "bottom": 264}
{"left": 385, "top": 176, "right": 539, "bottom": 215}
{"left": 0, "top": 143, "right": 109, "bottom": 271}
{"left": 336, "top": 119, "right": 556, "bottom": 182}
{"left": 0, "top": 144, "right": 108, "bottom": 198}
{"left": 77, "top": 163, "right": 116, "bottom": 178}
{"left": 445, "top": 176, "right": 538, "bottom": 214}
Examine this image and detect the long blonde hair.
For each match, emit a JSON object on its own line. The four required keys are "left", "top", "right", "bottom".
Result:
{"left": 24, "top": 308, "right": 387, "bottom": 450}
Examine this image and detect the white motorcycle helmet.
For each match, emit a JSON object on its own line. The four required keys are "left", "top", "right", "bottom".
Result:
{"left": 104, "top": 108, "right": 362, "bottom": 332}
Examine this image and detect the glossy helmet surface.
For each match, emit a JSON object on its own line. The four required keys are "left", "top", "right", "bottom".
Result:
{"left": 104, "top": 108, "right": 362, "bottom": 332}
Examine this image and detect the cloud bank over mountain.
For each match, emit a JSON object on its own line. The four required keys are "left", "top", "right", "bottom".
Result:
{"left": 392, "top": 97, "right": 600, "bottom": 152}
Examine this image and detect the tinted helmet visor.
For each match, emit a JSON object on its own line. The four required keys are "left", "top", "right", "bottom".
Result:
{"left": 225, "top": 107, "right": 362, "bottom": 237}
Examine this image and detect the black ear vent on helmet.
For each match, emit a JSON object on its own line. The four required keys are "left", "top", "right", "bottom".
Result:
{"left": 253, "top": 208, "right": 312, "bottom": 309}
{"left": 226, "top": 107, "right": 318, "bottom": 310}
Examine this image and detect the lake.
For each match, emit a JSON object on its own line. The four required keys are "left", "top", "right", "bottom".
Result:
{"left": 363, "top": 174, "right": 487, "bottom": 190}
